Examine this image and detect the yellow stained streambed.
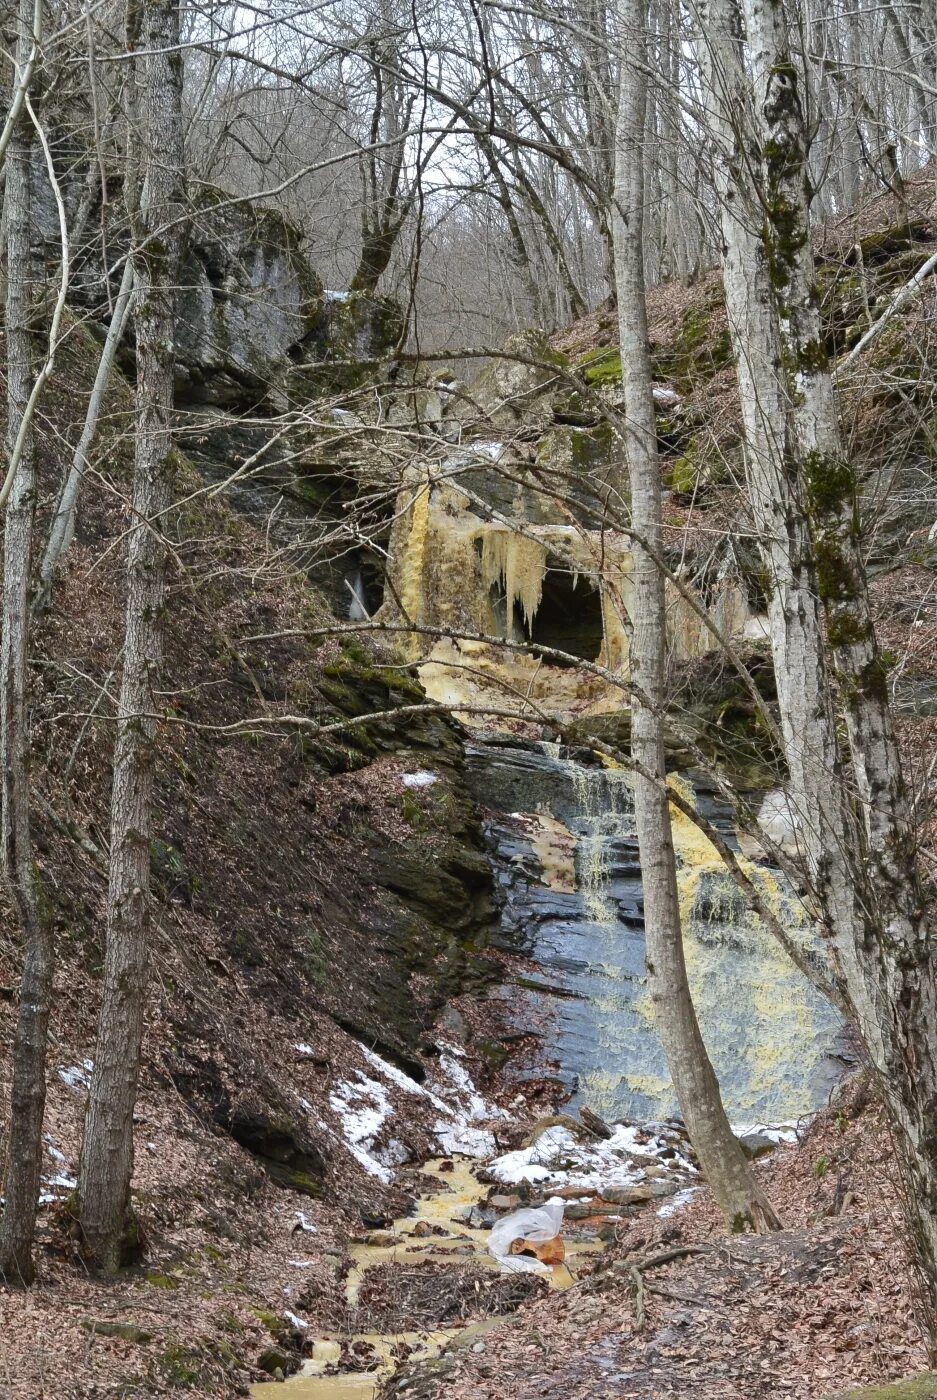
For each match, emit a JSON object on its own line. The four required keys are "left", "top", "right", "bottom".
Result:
{"left": 252, "top": 1159, "right": 602, "bottom": 1400}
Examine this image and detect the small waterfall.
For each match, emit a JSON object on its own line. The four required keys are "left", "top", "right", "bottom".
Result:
{"left": 568, "top": 765, "right": 633, "bottom": 925}
{"left": 466, "top": 738, "right": 844, "bottom": 1123}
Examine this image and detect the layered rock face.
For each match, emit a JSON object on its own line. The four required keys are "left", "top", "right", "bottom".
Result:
{"left": 174, "top": 196, "right": 323, "bottom": 406}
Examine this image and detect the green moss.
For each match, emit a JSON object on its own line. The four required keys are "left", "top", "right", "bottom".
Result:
{"left": 797, "top": 336, "right": 829, "bottom": 373}
{"left": 152, "top": 1339, "right": 242, "bottom": 1390}
{"left": 155, "top": 1347, "right": 200, "bottom": 1387}
{"left": 804, "top": 450, "right": 856, "bottom": 517}
{"left": 669, "top": 439, "right": 700, "bottom": 496}
{"left": 476, "top": 1038, "right": 510, "bottom": 1070}
{"left": 577, "top": 346, "right": 622, "bottom": 386}
{"left": 824, "top": 1375, "right": 937, "bottom": 1400}
{"left": 145, "top": 1271, "right": 178, "bottom": 1290}
{"left": 815, "top": 539, "right": 859, "bottom": 603}
{"left": 276, "top": 1167, "right": 323, "bottom": 1197}
{"left": 400, "top": 791, "right": 425, "bottom": 828}
{"left": 653, "top": 306, "right": 732, "bottom": 391}
{"left": 251, "top": 1307, "right": 286, "bottom": 1340}
{"left": 300, "top": 926, "right": 328, "bottom": 986}
{"left": 826, "top": 613, "right": 870, "bottom": 648}
{"left": 258, "top": 1346, "right": 297, "bottom": 1378}
{"left": 859, "top": 654, "right": 891, "bottom": 702}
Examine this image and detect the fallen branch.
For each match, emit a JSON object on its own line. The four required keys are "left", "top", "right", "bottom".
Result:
{"left": 838, "top": 249, "right": 937, "bottom": 374}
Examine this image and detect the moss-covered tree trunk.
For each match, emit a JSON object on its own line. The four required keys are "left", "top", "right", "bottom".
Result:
{"left": 700, "top": 0, "right": 937, "bottom": 1329}
{"left": 76, "top": 0, "right": 185, "bottom": 1273}
{"left": 742, "top": 0, "right": 937, "bottom": 1328}
{"left": 697, "top": 0, "right": 865, "bottom": 987}
{"left": 613, "top": 0, "right": 780, "bottom": 1235}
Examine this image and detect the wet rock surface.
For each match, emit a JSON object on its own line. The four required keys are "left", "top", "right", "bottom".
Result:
{"left": 465, "top": 738, "right": 844, "bottom": 1122}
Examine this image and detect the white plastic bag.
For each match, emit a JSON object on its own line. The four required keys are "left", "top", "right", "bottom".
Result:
{"left": 488, "top": 1197, "right": 565, "bottom": 1274}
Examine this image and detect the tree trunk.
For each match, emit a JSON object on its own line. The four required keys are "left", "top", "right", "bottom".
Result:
{"left": 701, "top": 0, "right": 937, "bottom": 1322}
{"left": 0, "top": 0, "right": 54, "bottom": 1287}
{"left": 741, "top": 0, "right": 937, "bottom": 1323}
{"left": 35, "top": 256, "right": 135, "bottom": 613}
{"left": 697, "top": 0, "right": 864, "bottom": 985}
{"left": 613, "top": 0, "right": 780, "bottom": 1234}
{"left": 76, "top": 0, "right": 184, "bottom": 1274}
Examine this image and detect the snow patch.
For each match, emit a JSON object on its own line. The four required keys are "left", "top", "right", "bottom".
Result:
{"left": 470, "top": 440, "right": 505, "bottom": 461}
{"left": 58, "top": 1060, "right": 93, "bottom": 1091}
{"left": 44, "top": 1136, "right": 66, "bottom": 1164}
{"left": 47, "top": 1173, "right": 78, "bottom": 1190}
{"left": 489, "top": 1123, "right": 695, "bottom": 1193}
{"left": 329, "top": 1073, "right": 394, "bottom": 1183}
{"left": 435, "top": 1122, "right": 496, "bottom": 1157}
{"left": 657, "top": 1186, "right": 701, "bottom": 1218}
{"left": 652, "top": 385, "right": 681, "bottom": 406}
{"left": 733, "top": 1120, "right": 800, "bottom": 1145}
{"left": 401, "top": 770, "right": 439, "bottom": 789}
{"left": 329, "top": 1041, "right": 505, "bottom": 1180}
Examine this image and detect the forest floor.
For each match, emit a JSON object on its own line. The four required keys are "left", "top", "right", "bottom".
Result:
{"left": 0, "top": 1066, "right": 930, "bottom": 1399}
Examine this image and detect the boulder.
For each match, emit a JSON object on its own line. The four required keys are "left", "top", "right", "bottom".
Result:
{"left": 463, "top": 329, "right": 569, "bottom": 432}
{"left": 174, "top": 192, "right": 322, "bottom": 407}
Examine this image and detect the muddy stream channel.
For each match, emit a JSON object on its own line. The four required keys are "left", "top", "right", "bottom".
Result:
{"left": 252, "top": 1156, "right": 606, "bottom": 1399}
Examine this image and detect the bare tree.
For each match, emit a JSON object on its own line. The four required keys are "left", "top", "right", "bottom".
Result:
{"left": 0, "top": 0, "right": 55, "bottom": 1285}
{"left": 613, "top": 0, "right": 779, "bottom": 1234}
{"left": 76, "top": 0, "right": 186, "bottom": 1272}
{"left": 699, "top": 0, "right": 937, "bottom": 1315}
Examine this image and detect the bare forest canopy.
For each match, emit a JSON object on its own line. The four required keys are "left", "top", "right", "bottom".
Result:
{"left": 6, "top": 0, "right": 935, "bottom": 353}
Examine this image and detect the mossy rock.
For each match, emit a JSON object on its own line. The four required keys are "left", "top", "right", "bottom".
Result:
{"left": 257, "top": 1345, "right": 300, "bottom": 1378}
{"left": 852, "top": 219, "right": 932, "bottom": 264}
{"left": 576, "top": 346, "right": 621, "bottom": 386}
{"left": 652, "top": 302, "right": 732, "bottom": 392}
{"left": 252, "top": 1307, "right": 290, "bottom": 1342}
{"left": 667, "top": 435, "right": 733, "bottom": 498}
{"left": 824, "top": 1376, "right": 937, "bottom": 1399}
{"left": 217, "top": 1102, "right": 325, "bottom": 1197}
{"left": 467, "top": 329, "right": 569, "bottom": 430}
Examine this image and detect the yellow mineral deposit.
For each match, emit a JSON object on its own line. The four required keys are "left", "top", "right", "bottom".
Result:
{"left": 479, "top": 528, "right": 547, "bottom": 632}
{"left": 528, "top": 812, "right": 576, "bottom": 892}
{"left": 667, "top": 776, "right": 824, "bottom": 1120}
{"left": 381, "top": 473, "right": 751, "bottom": 721}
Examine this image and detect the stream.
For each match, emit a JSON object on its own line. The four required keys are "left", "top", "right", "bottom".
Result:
{"left": 253, "top": 736, "right": 845, "bottom": 1400}
{"left": 251, "top": 1159, "right": 602, "bottom": 1399}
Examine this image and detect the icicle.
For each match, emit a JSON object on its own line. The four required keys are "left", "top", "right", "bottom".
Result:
{"left": 398, "top": 479, "right": 431, "bottom": 641}
{"left": 479, "top": 528, "right": 547, "bottom": 631}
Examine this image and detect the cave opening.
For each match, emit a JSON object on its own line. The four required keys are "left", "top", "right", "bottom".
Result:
{"left": 528, "top": 562, "right": 604, "bottom": 663}
{"left": 488, "top": 553, "right": 604, "bottom": 663}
